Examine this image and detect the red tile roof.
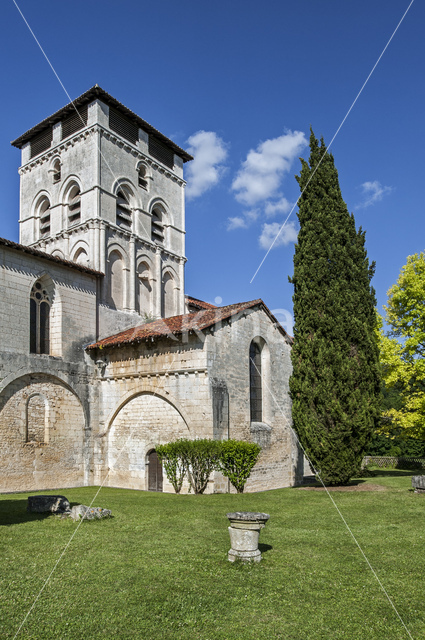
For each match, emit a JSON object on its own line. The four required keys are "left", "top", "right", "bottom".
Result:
{"left": 87, "top": 299, "right": 291, "bottom": 350}
{"left": 0, "top": 237, "right": 103, "bottom": 276}
{"left": 185, "top": 295, "right": 217, "bottom": 310}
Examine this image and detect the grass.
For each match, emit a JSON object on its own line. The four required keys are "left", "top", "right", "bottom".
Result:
{"left": 0, "top": 470, "right": 424, "bottom": 639}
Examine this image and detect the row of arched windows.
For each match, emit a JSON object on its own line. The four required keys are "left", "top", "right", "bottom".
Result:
{"left": 109, "top": 250, "right": 177, "bottom": 317}
{"left": 35, "top": 181, "right": 81, "bottom": 238}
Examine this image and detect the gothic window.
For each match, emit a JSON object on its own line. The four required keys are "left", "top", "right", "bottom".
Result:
{"left": 116, "top": 190, "right": 132, "bottom": 229}
{"left": 162, "top": 273, "right": 175, "bottom": 318}
{"left": 250, "top": 341, "right": 262, "bottom": 422}
{"left": 151, "top": 207, "right": 164, "bottom": 244}
{"left": 68, "top": 184, "right": 81, "bottom": 226}
{"left": 30, "top": 282, "right": 51, "bottom": 354}
{"left": 109, "top": 251, "right": 124, "bottom": 309}
{"left": 137, "top": 262, "right": 152, "bottom": 315}
{"left": 138, "top": 164, "right": 148, "bottom": 189}
{"left": 38, "top": 197, "right": 51, "bottom": 238}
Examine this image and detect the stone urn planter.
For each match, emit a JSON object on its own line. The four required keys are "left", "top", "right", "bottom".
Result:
{"left": 226, "top": 511, "right": 270, "bottom": 562}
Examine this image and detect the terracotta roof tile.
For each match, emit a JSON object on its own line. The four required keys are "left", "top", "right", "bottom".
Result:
{"left": 185, "top": 295, "right": 217, "bottom": 310}
{"left": 87, "top": 299, "right": 290, "bottom": 350}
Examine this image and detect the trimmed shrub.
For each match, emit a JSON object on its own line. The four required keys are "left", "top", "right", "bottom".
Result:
{"left": 218, "top": 440, "right": 261, "bottom": 493}
{"left": 180, "top": 439, "right": 221, "bottom": 494}
{"left": 156, "top": 442, "right": 187, "bottom": 494}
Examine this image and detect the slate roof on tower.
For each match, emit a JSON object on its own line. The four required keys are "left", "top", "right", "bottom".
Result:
{"left": 11, "top": 85, "right": 193, "bottom": 163}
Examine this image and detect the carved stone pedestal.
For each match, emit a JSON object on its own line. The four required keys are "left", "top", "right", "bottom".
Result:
{"left": 226, "top": 511, "right": 270, "bottom": 562}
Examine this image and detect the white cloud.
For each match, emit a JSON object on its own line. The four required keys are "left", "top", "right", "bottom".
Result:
{"left": 231, "top": 130, "right": 307, "bottom": 206}
{"left": 264, "top": 197, "right": 293, "bottom": 218}
{"left": 227, "top": 209, "right": 259, "bottom": 231}
{"left": 185, "top": 131, "right": 228, "bottom": 199}
{"left": 259, "top": 220, "right": 298, "bottom": 250}
{"left": 356, "top": 180, "right": 393, "bottom": 209}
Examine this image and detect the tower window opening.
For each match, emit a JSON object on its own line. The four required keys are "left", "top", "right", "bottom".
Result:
{"left": 68, "top": 185, "right": 81, "bottom": 226}
{"left": 138, "top": 165, "right": 148, "bottom": 189}
{"left": 38, "top": 198, "right": 51, "bottom": 238}
{"left": 52, "top": 159, "right": 61, "bottom": 183}
{"left": 116, "top": 190, "right": 132, "bottom": 229}
{"left": 151, "top": 208, "right": 164, "bottom": 244}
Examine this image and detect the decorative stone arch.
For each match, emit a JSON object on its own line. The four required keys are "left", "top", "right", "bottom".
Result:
{"left": 104, "top": 389, "right": 191, "bottom": 491}
{"left": 161, "top": 265, "right": 179, "bottom": 318}
{"left": 70, "top": 239, "right": 90, "bottom": 266}
{"left": 51, "top": 249, "right": 65, "bottom": 260}
{"left": 0, "top": 372, "right": 88, "bottom": 492}
{"left": 136, "top": 255, "right": 154, "bottom": 316}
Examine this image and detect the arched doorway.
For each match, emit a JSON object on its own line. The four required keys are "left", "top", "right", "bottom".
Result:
{"left": 147, "top": 450, "right": 163, "bottom": 492}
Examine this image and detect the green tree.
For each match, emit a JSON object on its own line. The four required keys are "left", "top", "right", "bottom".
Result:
{"left": 289, "top": 130, "right": 381, "bottom": 485}
{"left": 218, "top": 440, "right": 261, "bottom": 493}
{"left": 379, "top": 252, "right": 425, "bottom": 439}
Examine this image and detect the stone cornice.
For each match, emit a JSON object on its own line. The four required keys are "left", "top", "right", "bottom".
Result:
{"left": 99, "top": 367, "right": 208, "bottom": 382}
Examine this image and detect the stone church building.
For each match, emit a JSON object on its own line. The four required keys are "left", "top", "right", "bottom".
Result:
{"left": 0, "top": 86, "right": 301, "bottom": 494}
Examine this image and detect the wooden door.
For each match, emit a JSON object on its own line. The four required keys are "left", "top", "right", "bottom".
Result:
{"left": 148, "top": 450, "right": 163, "bottom": 492}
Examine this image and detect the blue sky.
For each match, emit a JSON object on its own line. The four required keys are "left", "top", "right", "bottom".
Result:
{"left": 0, "top": 1, "right": 423, "bottom": 334}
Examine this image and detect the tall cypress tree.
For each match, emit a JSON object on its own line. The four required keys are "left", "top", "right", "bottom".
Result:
{"left": 289, "top": 130, "right": 380, "bottom": 485}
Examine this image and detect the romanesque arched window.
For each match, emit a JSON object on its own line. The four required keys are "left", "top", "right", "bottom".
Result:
{"left": 138, "top": 164, "right": 148, "bottom": 189}
{"left": 151, "top": 207, "right": 164, "bottom": 244}
{"left": 116, "top": 189, "right": 132, "bottom": 229}
{"left": 249, "top": 340, "right": 263, "bottom": 422}
{"left": 52, "top": 158, "right": 61, "bottom": 183}
{"left": 30, "top": 281, "right": 51, "bottom": 354}
{"left": 38, "top": 197, "right": 51, "bottom": 238}
{"left": 68, "top": 184, "right": 81, "bottom": 226}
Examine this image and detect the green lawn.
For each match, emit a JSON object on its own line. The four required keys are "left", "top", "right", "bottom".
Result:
{"left": 0, "top": 471, "right": 424, "bottom": 640}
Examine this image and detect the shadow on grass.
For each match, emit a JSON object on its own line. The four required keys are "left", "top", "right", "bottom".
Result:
{"left": 363, "top": 469, "right": 418, "bottom": 478}
{"left": 0, "top": 499, "right": 51, "bottom": 526}
{"left": 258, "top": 543, "right": 273, "bottom": 554}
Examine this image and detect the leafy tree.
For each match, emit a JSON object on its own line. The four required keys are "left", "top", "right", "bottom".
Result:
{"left": 218, "top": 440, "right": 261, "bottom": 493}
{"left": 173, "top": 438, "right": 221, "bottom": 494}
{"left": 156, "top": 441, "right": 187, "bottom": 494}
{"left": 379, "top": 252, "right": 425, "bottom": 439}
{"left": 289, "top": 130, "right": 381, "bottom": 485}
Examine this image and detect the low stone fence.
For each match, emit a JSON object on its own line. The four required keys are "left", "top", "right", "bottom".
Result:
{"left": 362, "top": 456, "right": 425, "bottom": 470}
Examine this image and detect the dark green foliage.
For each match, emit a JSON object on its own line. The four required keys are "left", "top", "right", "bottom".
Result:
{"left": 218, "top": 440, "right": 261, "bottom": 493}
{"left": 367, "top": 433, "right": 425, "bottom": 457}
{"left": 157, "top": 438, "right": 218, "bottom": 495}
{"left": 289, "top": 130, "right": 381, "bottom": 485}
{"left": 156, "top": 442, "right": 187, "bottom": 493}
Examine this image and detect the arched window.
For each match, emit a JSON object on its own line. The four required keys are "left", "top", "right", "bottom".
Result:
{"left": 68, "top": 184, "right": 81, "bottom": 226}
{"left": 162, "top": 273, "right": 175, "bottom": 318}
{"left": 26, "top": 394, "right": 48, "bottom": 443}
{"left": 249, "top": 341, "right": 263, "bottom": 422}
{"left": 30, "top": 281, "right": 51, "bottom": 354}
{"left": 52, "top": 158, "right": 61, "bottom": 183}
{"left": 137, "top": 262, "right": 152, "bottom": 315}
{"left": 138, "top": 164, "right": 148, "bottom": 189}
{"left": 116, "top": 189, "right": 132, "bottom": 229}
{"left": 38, "top": 197, "right": 51, "bottom": 238}
{"left": 151, "top": 207, "right": 164, "bottom": 244}
{"left": 109, "top": 251, "right": 124, "bottom": 309}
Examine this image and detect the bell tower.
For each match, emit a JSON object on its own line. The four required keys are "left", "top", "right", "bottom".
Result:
{"left": 12, "top": 86, "right": 192, "bottom": 320}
